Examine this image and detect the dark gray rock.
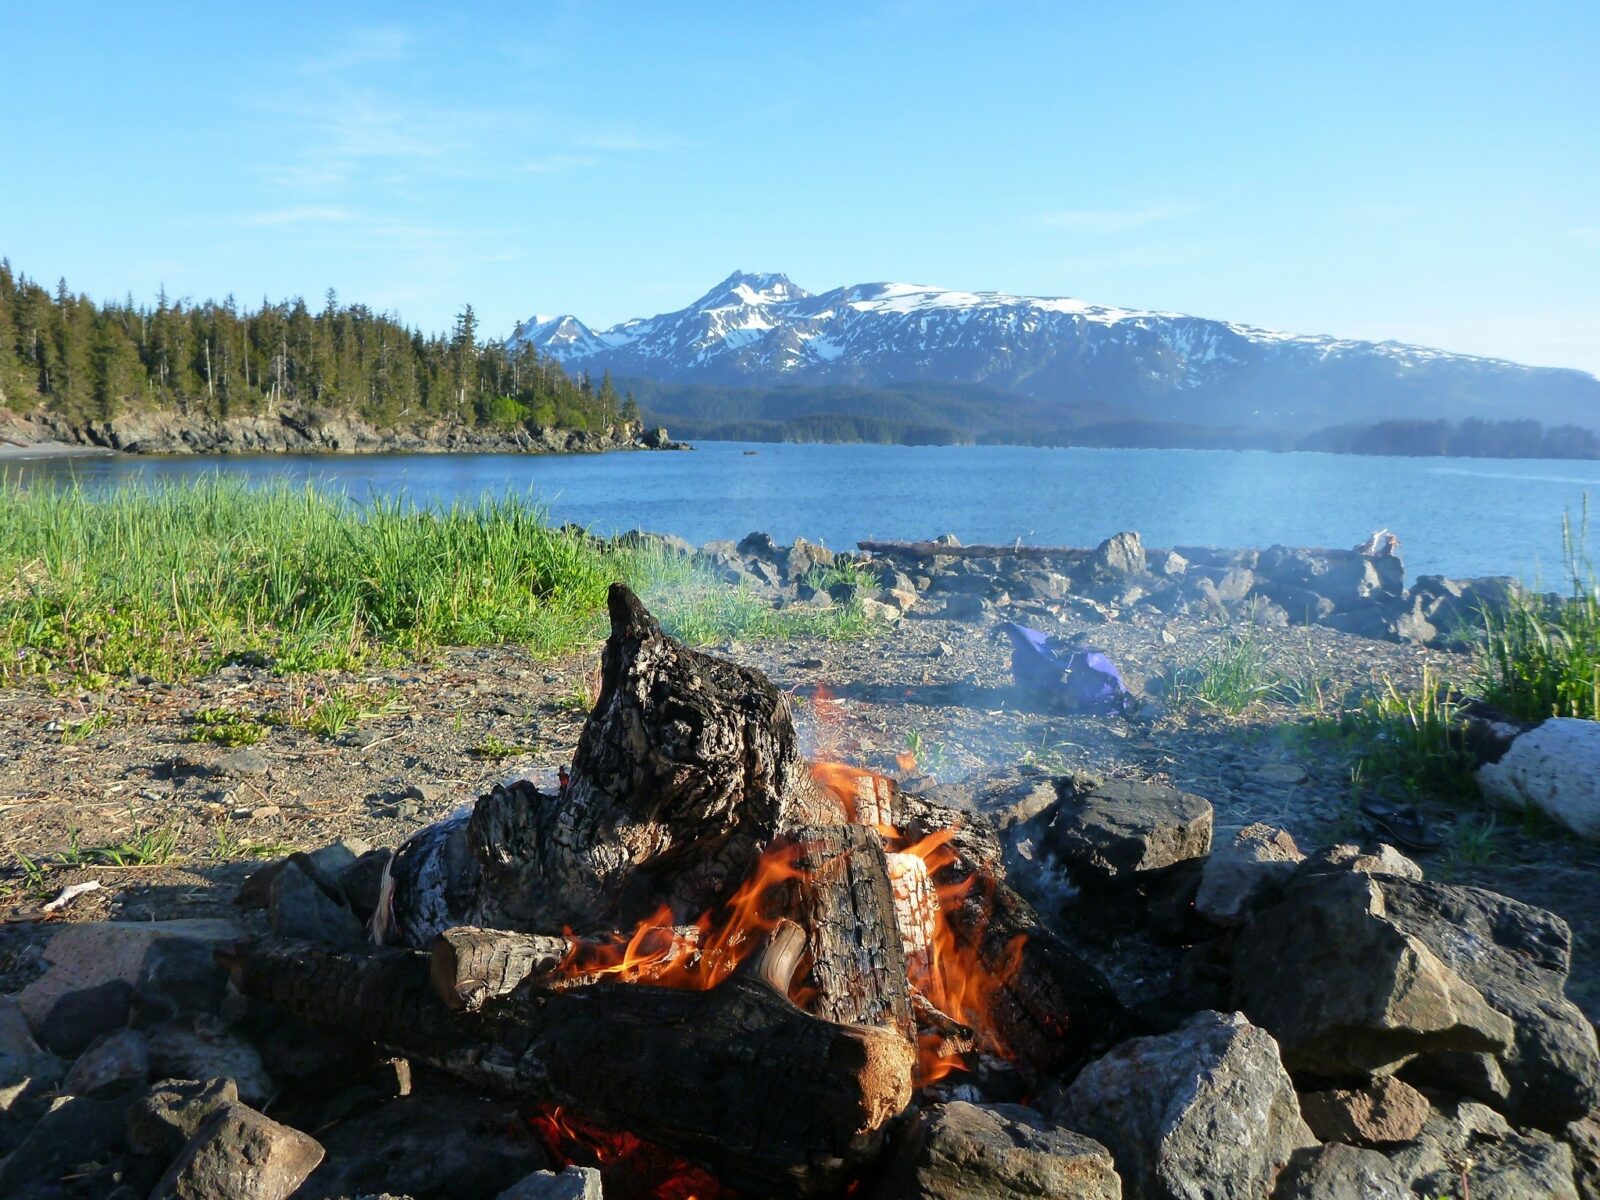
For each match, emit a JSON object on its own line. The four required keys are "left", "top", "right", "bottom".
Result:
{"left": 0, "top": 1094, "right": 132, "bottom": 1198}
{"left": 213, "top": 748, "right": 269, "bottom": 778}
{"left": 882, "top": 1100, "right": 1121, "bottom": 1200}
{"left": 736, "top": 530, "right": 778, "bottom": 560}
{"left": 132, "top": 937, "right": 231, "bottom": 1027}
{"left": 340, "top": 850, "right": 391, "bottom": 926}
{"left": 1564, "top": 1113, "right": 1600, "bottom": 1200}
{"left": 1389, "top": 1100, "right": 1579, "bottom": 1200}
{"left": 147, "top": 1023, "right": 273, "bottom": 1107}
{"left": 1380, "top": 876, "right": 1600, "bottom": 1130}
{"left": 784, "top": 536, "right": 835, "bottom": 582}
{"left": 1042, "top": 777, "right": 1212, "bottom": 885}
{"left": 34, "top": 979, "right": 132, "bottom": 1058}
{"left": 1270, "top": 1143, "right": 1409, "bottom": 1200}
{"left": 293, "top": 1091, "right": 548, "bottom": 1200}
{"left": 496, "top": 1166, "right": 603, "bottom": 1199}
{"left": 61, "top": 1028, "right": 148, "bottom": 1096}
{"left": 151, "top": 1102, "right": 324, "bottom": 1200}
{"left": 1048, "top": 1010, "right": 1314, "bottom": 1200}
{"left": 1088, "top": 531, "right": 1145, "bottom": 579}
{"left": 1232, "top": 870, "right": 1514, "bottom": 1078}
{"left": 1194, "top": 823, "right": 1303, "bottom": 927}
{"left": 268, "top": 859, "right": 365, "bottom": 947}
{"left": 126, "top": 1078, "right": 240, "bottom": 1159}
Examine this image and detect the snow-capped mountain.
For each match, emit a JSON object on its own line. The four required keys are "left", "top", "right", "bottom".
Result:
{"left": 511, "top": 271, "right": 1600, "bottom": 432}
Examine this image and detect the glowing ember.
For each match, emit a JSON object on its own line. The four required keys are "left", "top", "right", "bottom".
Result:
{"left": 531, "top": 1104, "right": 737, "bottom": 1200}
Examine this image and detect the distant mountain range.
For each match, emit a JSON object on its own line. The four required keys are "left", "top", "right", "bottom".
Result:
{"left": 511, "top": 272, "right": 1600, "bottom": 445}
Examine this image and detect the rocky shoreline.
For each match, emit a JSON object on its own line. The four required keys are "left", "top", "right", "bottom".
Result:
{"left": 0, "top": 407, "right": 690, "bottom": 457}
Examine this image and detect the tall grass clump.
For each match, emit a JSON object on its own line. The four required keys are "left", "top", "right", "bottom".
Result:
{"left": 1169, "top": 629, "right": 1279, "bottom": 714}
{"left": 1478, "top": 504, "right": 1600, "bottom": 721}
{"left": 0, "top": 477, "right": 618, "bottom": 683}
{"left": 0, "top": 476, "right": 882, "bottom": 686}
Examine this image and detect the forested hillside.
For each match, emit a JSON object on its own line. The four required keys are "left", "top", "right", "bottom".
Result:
{"left": 0, "top": 260, "right": 636, "bottom": 431}
{"left": 1302, "top": 418, "right": 1600, "bottom": 459}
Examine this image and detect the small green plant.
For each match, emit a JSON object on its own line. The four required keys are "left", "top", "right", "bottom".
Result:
{"left": 188, "top": 706, "right": 267, "bottom": 746}
{"left": 58, "top": 826, "right": 183, "bottom": 868}
{"left": 0, "top": 851, "right": 55, "bottom": 903}
{"left": 275, "top": 686, "right": 408, "bottom": 739}
{"left": 1479, "top": 503, "right": 1600, "bottom": 721}
{"left": 1447, "top": 811, "right": 1502, "bottom": 866}
{"left": 1017, "top": 728, "right": 1082, "bottom": 773}
{"left": 472, "top": 733, "right": 536, "bottom": 759}
{"left": 555, "top": 681, "right": 595, "bottom": 714}
{"left": 1169, "top": 630, "right": 1279, "bottom": 714}
{"left": 61, "top": 707, "right": 111, "bottom": 744}
{"left": 901, "top": 729, "right": 951, "bottom": 777}
{"left": 212, "top": 825, "right": 297, "bottom": 861}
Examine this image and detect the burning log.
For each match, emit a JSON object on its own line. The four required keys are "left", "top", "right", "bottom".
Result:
{"left": 784, "top": 824, "right": 914, "bottom": 1036}
{"left": 229, "top": 928, "right": 915, "bottom": 1198}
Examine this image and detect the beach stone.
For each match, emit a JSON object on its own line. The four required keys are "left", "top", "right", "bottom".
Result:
{"left": 151, "top": 1102, "right": 324, "bottom": 1200}
{"left": 127, "top": 1078, "right": 241, "bottom": 1158}
{"left": 496, "top": 1166, "right": 603, "bottom": 1199}
{"left": 861, "top": 597, "right": 904, "bottom": 623}
{"left": 18, "top": 919, "right": 244, "bottom": 1032}
{"left": 1232, "top": 870, "right": 1514, "bottom": 1078}
{"left": 268, "top": 859, "right": 365, "bottom": 947}
{"left": 883, "top": 1100, "right": 1121, "bottom": 1200}
{"left": 0, "top": 1094, "right": 133, "bottom": 1198}
{"left": 147, "top": 1022, "right": 274, "bottom": 1107}
{"left": 736, "top": 530, "right": 778, "bottom": 560}
{"left": 1564, "top": 1114, "right": 1600, "bottom": 1200}
{"left": 1048, "top": 1010, "right": 1312, "bottom": 1200}
{"left": 133, "top": 936, "right": 231, "bottom": 1026}
{"left": 1304, "top": 842, "right": 1424, "bottom": 880}
{"left": 213, "top": 747, "right": 269, "bottom": 778}
{"left": 1388, "top": 1100, "right": 1579, "bottom": 1200}
{"left": 1298, "top": 1077, "right": 1430, "bottom": 1146}
{"left": 785, "top": 536, "right": 835, "bottom": 582}
{"left": 1270, "top": 1143, "right": 1409, "bottom": 1200}
{"left": 62, "top": 1027, "right": 149, "bottom": 1096}
{"left": 1478, "top": 717, "right": 1600, "bottom": 841}
{"left": 294, "top": 1091, "right": 547, "bottom": 1200}
{"left": 1088, "top": 531, "right": 1145, "bottom": 579}
{"left": 1152, "top": 550, "right": 1188, "bottom": 577}
{"left": 1195, "top": 823, "right": 1303, "bottom": 926}
{"left": 1043, "top": 777, "right": 1212, "bottom": 885}
{"left": 32, "top": 979, "right": 133, "bottom": 1057}
{"left": 1379, "top": 875, "right": 1600, "bottom": 1130}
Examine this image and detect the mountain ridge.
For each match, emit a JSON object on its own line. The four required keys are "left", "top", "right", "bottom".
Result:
{"left": 512, "top": 272, "right": 1600, "bottom": 434}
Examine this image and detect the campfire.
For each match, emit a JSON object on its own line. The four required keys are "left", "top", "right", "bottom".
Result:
{"left": 228, "top": 584, "right": 1123, "bottom": 1198}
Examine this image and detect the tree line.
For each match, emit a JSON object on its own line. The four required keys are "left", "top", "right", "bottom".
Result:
{"left": 0, "top": 260, "right": 639, "bottom": 431}
{"left": 1300, "top": 417, "right": 1600, "bottom": 460}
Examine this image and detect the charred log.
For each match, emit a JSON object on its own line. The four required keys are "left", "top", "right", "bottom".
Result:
{"left": 230, "top": 935, "right": 914, "bottom": 1198}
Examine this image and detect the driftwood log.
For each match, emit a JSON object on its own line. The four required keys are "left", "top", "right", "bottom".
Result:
{"left": 230, "top": 928, "right": 914, "bottom": 1198}
{"left": 381, "top": 583, "right": 838, "bottom": 946}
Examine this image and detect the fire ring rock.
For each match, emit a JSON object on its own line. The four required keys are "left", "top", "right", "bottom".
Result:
{"left": 1046, "top": 1010, "right": 1314, "bottom": 1200}
{"left": 1042, "top": 778, "right": 1213, "bottom": 885}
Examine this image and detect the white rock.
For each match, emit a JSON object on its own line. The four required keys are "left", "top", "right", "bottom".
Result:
{"left": 1477, "top": 718, "right": 1600, "bottom": 840}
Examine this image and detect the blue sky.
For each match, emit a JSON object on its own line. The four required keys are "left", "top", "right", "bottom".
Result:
{"left": 3, "top": 2, "right": 1597, "bottom": 373}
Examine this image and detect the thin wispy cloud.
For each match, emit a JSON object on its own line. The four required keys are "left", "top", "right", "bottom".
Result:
{"left": 234, "top": 206, "right": 356, "bottom": 227}
{"left": 1043, "top": 203, "right": 1193, "bottom": 234}
{"left": 296, "top": 26, "right": 413, "bottom": 75}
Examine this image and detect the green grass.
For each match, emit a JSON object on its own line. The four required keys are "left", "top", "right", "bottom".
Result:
{"left": 188, "top": 706, "right": 267, "bottom": 746}
{"left": 471, "top": 733, "right": 537, "bottom": 759}
{"left": 1478, "top": 504, "right": 1600, "bottom": 721}
{"left": 57, "top": 825, "right": 183, "bottom": 868}
{"left": 211, "top": 825, "right": 298, "bottom": 861}
{"left": 0, "top": 477, "right": 884, "bottom": 686}
{"left": 1169, "top": 629, "right": 1280, "bottom": 714}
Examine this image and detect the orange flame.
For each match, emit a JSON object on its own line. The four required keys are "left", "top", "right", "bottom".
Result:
{"left": 558, "top": 844, "right": 806, "bottom": 994}
{"left": 530, "top": 1104, "right": 737, "bottom": 1200}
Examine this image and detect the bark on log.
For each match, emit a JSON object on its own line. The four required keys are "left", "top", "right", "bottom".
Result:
{"left": 230, "top": 936, "right": 914, "bottom": 1197}
{"left": 430, "top": 927, "right": 569, "bottom": 1011}
{"left": 783, "top": 824, "right": 914, "bottom": 1036}
{"left": 383, "top": 585, "right": 839, "bottom": 948}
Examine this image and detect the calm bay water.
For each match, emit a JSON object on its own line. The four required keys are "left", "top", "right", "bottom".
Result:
{"left": 7, "top": 442, "right": 1598, "bottom": 582}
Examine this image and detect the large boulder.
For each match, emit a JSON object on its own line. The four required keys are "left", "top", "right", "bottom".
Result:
{"left": 1477, "top": 718, "right": 1600, "bottom": 841}
{"left": 1087, "top": 532, "right": 1146, "bottom": 580}
{"left": 881, "top": 1101, "right": 1122, "bottom": 1199}
{"left": 1042, "top": 778, "right": 1213, "bottom": 886}
{"left": 1297, "top": 1077, "right": 1430, "bottom": 1146}
{"left": 1047, "top": 1010, "right": 1313, "bottom": 1200}
{"left": 1232, "top": 870, "right": 1514, "bottom": 1078}
{"left": 1378, "top": 875, "right": 1600, "bottom": 1129}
